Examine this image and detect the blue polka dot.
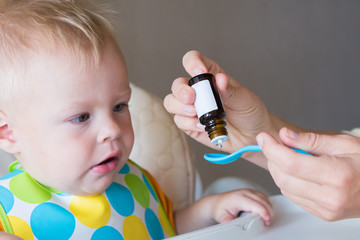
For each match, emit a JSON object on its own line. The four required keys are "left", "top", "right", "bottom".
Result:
{"left": 31, "top": 202, "right": 75, "bottom": 240}
{"left": 0, "top": 170, "right": 22, "bottom": 180}
{"left": 119, "top": 163, "right": 130, "bottom": 174}
{"left": 142, "top": 173, "right": 158, "bottom": 201}
{"left": 0, "top": 186, "right": 14, "bottom": 213}
{"left": 145, "top": 208, "right": 164, "bottom": 240}
{"left": 105, "top": 183, "right": 134, "bottom": 216}
{"left": 91, "top": 226, "right": 124, "bottom": 240}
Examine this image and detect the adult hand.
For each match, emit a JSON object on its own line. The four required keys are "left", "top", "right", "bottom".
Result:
{"left": 164, "top": 50, "right": 278, "bottom": 162}
{"left": 257, "top": 127, "right": 360, "bottom": 221}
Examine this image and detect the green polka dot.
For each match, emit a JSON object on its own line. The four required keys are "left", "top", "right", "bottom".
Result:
{"left": 9, "top": 172, "right": 51, "bottom": 204}
{"left": 125, "top": 174, "right": 150, "bottom": 209}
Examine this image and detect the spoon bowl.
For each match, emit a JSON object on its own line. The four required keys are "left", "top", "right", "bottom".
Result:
{"left": 204, "top": 144, "right": 310, "bottom": 165}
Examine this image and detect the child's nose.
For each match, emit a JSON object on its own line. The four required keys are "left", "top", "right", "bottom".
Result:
{"left": 97, "top": 116, "right": 122, "bottom": 143}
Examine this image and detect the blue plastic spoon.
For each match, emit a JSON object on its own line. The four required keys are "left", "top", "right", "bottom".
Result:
{"left": 204, "top": 144, "right": 310, "bottom": 165}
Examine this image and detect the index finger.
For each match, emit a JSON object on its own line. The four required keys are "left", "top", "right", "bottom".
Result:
{"left": 170, "top": 77, "right": 196, "bottom": 105}
{"left": 182, "top": 50, "right": 225, "bottom": 77}
{"left": 258, "top": 132, "right": 339, "bottom": 185}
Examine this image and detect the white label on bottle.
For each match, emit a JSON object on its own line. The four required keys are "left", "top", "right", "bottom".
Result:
{"left": 191, "top": 80, "right": 218, "bottom": 118}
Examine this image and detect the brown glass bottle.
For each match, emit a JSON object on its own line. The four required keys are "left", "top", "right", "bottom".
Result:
{"left": 188, "top": 73, "right": 228, "bottom": 147}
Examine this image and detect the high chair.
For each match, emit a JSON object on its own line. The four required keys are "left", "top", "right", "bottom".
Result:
{"left": 3, "top": 84, "right": 360, "bottom": 239}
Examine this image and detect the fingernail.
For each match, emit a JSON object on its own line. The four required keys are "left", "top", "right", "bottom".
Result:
{"left": 180, "top": 89, "right": 188, "bottom": 101}
{"left": 196, "top": 122, "right": 204, "bottom": 129}
{"left": 184, "top": 105, "right": 194, "bottom": 113}
{"left": 256, "top": 134, "right": 264, "bottom": 148}
{"left": 286, "top": 128, "right": 299, "bottom": 139}
{"left": 193, "top": 68, "right": 204, "bottom": 75}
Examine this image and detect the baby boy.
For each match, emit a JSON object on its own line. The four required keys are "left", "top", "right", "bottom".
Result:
{"left": 0, "top": 1, "right": 272, "bottom": 239}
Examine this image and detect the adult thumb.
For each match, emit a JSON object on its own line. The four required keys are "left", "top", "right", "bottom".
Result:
{"left": 279, "top": 127, "right": 354, "bottom": 156}
{"left": 182, "top": 50, "right": 225, "bottom": 77}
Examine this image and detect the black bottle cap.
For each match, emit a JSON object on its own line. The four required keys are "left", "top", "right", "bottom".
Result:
{"left": 188, "top": 73, "right": 214, "bottom": 86}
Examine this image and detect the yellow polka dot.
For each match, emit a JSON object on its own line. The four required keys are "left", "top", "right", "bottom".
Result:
{"left": 9, "top": 216, "right": 33, "bottom": 240}
{"left": 69, "top": 194, "right": 110, "bottom": 228}
{"left": 158, "top": 207, "right": 176, "bottom": 237}
{"left": 123, "top": 215, "right": 149, "bottom": 240}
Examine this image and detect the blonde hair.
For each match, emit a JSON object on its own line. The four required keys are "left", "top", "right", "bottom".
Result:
{"left": 0, "top": 0, "right": 115, "bottom": 104}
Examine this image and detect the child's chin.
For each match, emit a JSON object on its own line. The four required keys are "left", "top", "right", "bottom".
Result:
{"left": 75, "top": 181, "right": 114, "bottom": 196}
{"left": 96, "top": 178, "right": 116, "bottom": 193}
{"left": 75, "top": 188, "right": 107, "bottom": 196}
{"left": 67, "top": 171, "right": 118, "bottom": 196}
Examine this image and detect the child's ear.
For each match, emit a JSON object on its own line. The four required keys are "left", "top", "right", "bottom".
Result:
{"left": 0, "top": 110, "right": 17, "bottom": 153}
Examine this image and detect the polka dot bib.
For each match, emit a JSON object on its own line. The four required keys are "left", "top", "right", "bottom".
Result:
{"left": 0, "top": 160, "right": 176, "bottom": 240}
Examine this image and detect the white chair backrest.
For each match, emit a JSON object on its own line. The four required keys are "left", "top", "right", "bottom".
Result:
{"left": 129, "top": 83, "right": 195, "bottom": 210}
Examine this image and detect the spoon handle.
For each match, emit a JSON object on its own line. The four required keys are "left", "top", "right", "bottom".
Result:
{"left": 237, "top": 145, "right": 261, "bottom": 153}
{"left": 219, "top": 145, "right": 262, "bottom": 163}
{"left": 204, "top": 144, "right": 311, "bottom": 165}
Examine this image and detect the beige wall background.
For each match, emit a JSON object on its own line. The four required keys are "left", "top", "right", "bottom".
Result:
{"left": 115, "top": 0, "right": 360, "bottom": 195}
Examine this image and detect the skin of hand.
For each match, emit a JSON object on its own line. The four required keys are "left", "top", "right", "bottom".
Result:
{"left": 164, "top": 50, "right": 302, "bottom": 168}
{"left": 174, "top": 189, "right": 273, "bottom": 234}
{"left": 165, "top": 50, "right": 360, "bottom": 221}
{"left": 257, "top": 127, "right": 360, "bottom": 221}
{"left": 0, "top": 232, "right": 23, "bottom": 240}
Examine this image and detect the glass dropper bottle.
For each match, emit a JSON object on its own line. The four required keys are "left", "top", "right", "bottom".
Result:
{"left": 188, "top": 73, "right": 228, "bottom": 148}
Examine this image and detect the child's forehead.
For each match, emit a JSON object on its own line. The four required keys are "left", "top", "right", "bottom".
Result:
{"left": 0, "top": 0, "right": 125, "bottom": 110}
{"left": 31, "top": 35, "right": 121, "bottom": 68}
{"left": 18, "top": 50, "right": 130, "bottom": 116}
{"left": 29, "top": 42, "right": 98, "bottom": 70}
{"left": 27, "top": 40, "right": 127, "bottom": 89}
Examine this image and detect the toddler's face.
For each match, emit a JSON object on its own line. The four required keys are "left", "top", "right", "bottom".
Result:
{"left": 10, "top": 39, "right": 134, "bottom": 196}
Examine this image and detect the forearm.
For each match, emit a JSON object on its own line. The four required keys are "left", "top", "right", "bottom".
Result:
{"left": 174, "top": 196, "right": 216, "bottom": 234}
{"left": 270, "top": 112, "right": 342, "bottom": 136}
{"left": 174, "top": 189, "right": 273, "bottom": 233}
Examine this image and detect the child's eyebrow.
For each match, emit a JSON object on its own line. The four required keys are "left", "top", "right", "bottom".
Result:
{"left": 112, "top": 88, "right": 132, "bottom": 101}
{"left": 57, "top": 88, "right": 132, "bottom": 112}
{"left": 55, "top": 100, "right": 93, "bottom": 117}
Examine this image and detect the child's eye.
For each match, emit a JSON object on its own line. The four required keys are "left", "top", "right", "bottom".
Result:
{"left": 72, "top": 113, "right": 90, "bottom": 123}
{"left": 113, "top": 103, "right": 127, "bottom": 112}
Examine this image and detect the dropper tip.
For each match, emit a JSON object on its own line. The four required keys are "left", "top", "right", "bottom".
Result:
{"left": 211, "top": 135, "right": 228, "bottom": 149}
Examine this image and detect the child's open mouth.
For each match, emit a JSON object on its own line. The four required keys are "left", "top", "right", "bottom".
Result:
{"left": 91, "top": 156, "right": 119, "bottom": 174}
